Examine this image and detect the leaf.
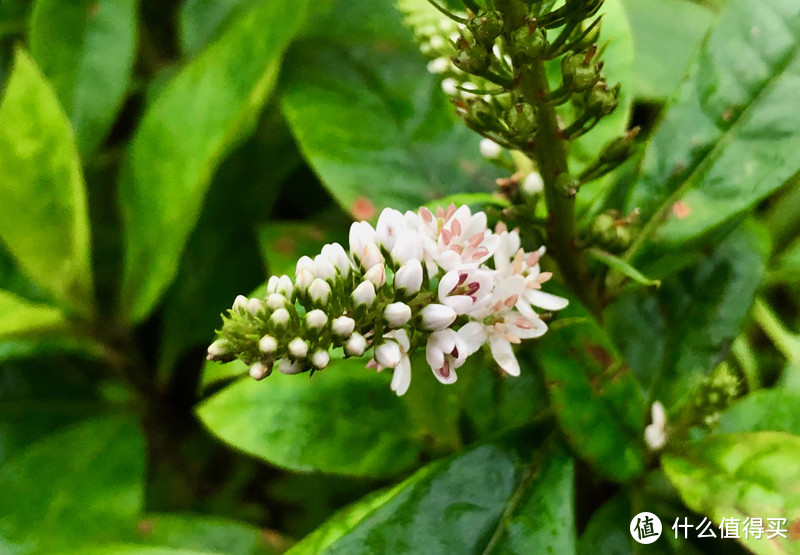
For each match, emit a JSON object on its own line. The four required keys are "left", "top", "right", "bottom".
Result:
{"left": 625, "top": 0, "right": 800, "bottom": 272}
{"left": 586, "top": 247, "right": 660, "bottom": 287}
{"left": 0, "top": 289, "right": 67, "bottom": 338}
{"left": 0, "top": 49, "right": 95, "bottom": 316}
{"left": 134, "top": 513, "right": 278, "bottom": 555}
{"left": 718, "top": 389, "right": 800, "bottom": 436}
{"left": 620, "top": 0, "right": 715, "bottom": 99}
{"left": 289, "top": 429, "right": 572, "bottom": 554}
{"left": 258, "top": 221, "right": 345, "bottom": 279}
{"left": 0, "top": 415, "right": 145, "bottom": 552}
{"left": 538, "top": 301, "right": 647, "bottom": 482}
{"left": 119, "top": 0, "right": 310, "bottom": 323}
{"left": 197, "top": 358, "right": 423, "bottom": 478}
{"left": 578, "top": 492, "right": 634, "bottom": 555}
{"left": 280, "top": 0, "right": 501, "bottom": 215}
{"left": 663, "top": 431, "right": 800, "bottom": 555}
{"left": 607, "top": 223, "right": 769, "bottom": 407}
{"left": 180, "top": 0, "right": 260, "bottom": 57}
{"left": 29, "top": 0, "right": 138, "bottom": 155}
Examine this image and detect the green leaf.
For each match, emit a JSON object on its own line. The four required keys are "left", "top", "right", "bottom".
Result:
{"left": 280, "top": 0, "right": 500, "bottom": 215}
{"left": 718, "top": 389, "right": 800, "bottom": 435}
{"left": 0, "top": 415, "right": 145, "bottom": 552}
{"left": 257, "top": 220, "right": 345, "bottom": 279}
{"left": 180, "top": 0, "right": 259, "bottom": 57}
{"left": 663, "top": 431, "right": 800, "bottom": 555}
{"left": 0, "top": 289, "right": 67, "bottom": 338}
{"left": 289, "top": 429, "right": 572, "bottom": 554}
{"left": 625, "top": 0, "right": 800, "bottom": 272}
{"left": 119, "top": 0, "right": 309, "bottom": 323}
{"left": 607, "top": 223, "right": 769, "bottom": 407}
{"left": 538, "top": 302, "right": 647, "bottom": 482}
{"left": 0, "top": 49, "right": 94, "bottom": 316}
{"left": 578, "top": 492, "right": 634, "bottom": 555}
{"left": 621, "top": 0, "right": 715, "bottom": 99}
{"left": 586, "top": 248, "right": 660, "bottom": 288}
{"left": 197, "top": 358, "right": 422, "bottom": 478}
{"left": 29, "top": 0, "right": 137, "bottom": 156}
{"left": 134, "top": 513, "right": 278, "bottom": 555}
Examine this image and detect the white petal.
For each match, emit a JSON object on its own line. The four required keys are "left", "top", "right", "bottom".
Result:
{"left": 457, "top": 322, "right": 486, "bottom": 356}
{"left": 489, "top": 336, "right": 520, "bottom": 376}
{"left": 391, "top": 356, "right": 412, "bottom": 396}
{"left": 436, "top": 250, "right": 463, "bottom": 272}
{"left": 438, "top": 270, "right": 461, "bottom": 300}
{"left": 443, "top": 295, "right": 474, "bottom": 314}
{"left": 527, "top": 289, "right": 569, "bottom": 311}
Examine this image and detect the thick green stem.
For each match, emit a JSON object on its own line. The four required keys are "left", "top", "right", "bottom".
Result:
{"left": 518, "top": 62, "right": 602, "bottom": 317}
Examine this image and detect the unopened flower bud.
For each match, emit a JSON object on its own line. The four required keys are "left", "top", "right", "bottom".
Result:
{"left": 314, "top": 254, "right": 337, "bottom": 281}
{"left": 306, "top": 309, "right": 328, "bottom": 329}
{"left": 249, "top": 362, "right": 271, "bottom": 380}
{"left": 480, "top": 138, "right": 502, "bottom": 159}
{"left": 247, "top": 298, "right": 263, "bottom": 316}
{"left": 308, "top": 278, "right": 331, "bottom": 304}
{"left": 585, "top": 82, "right": 620, "bottom": 116}
{"left": 395, "top": 259, "right": 423, "bottom": 295}
{"left": 259, "top": 335, "right": 278, "bottom": 354}
{"left": 522, "top": 172, "right": 544, "bottom": 195}
{"left": 270, "top": 308, "right": 290, "bottom": 327}
{"left": 207, "top": 339, "right": 234, "bottom": 361}
{"left": 332, "top": 316, "right": 355, "bottom": 337}
{"left": 352, "top": 281, "right": 377, "bottom": 306}
{"left": 321, "top": 243, "right": 352, "bottom": 276}
{"left": 276, "top": 275, "right": 294, "bottom": 298}
{"left": 266, "top": 275, "right": 279, "bottom": 294}
{"left": 452, "top": 38, "right": 490, "bottom": 74}
{"left": 266, "top": 293, "right": 286, "bottom": 310}
{"left": 288, "top": 338, "right": 309, "bottom": 358}
{"left": 375, "top": 340, "right": 402, "bottom": 368}
{"left": 345, "top": 332, "right": 367, "bottom": 356}
{"left": 441, "top": 78, "right": 459, "bottom": 97}
{"left": 391, "top": 233, "right": 423, "bottom": 265}
{"left": 311, "top": 350, "right": 330, "bottom": 369}
{"left": 364, "top": 264, "right": 386, "bottom": 288}
{"left": 384, "top": 302, "right": 412, "bottom": 328}
{"left": 467, "top": 11, "right": 503, "bottom": 46}
{"left": 296, "top": 255, "right": 315, "bottom": 276}
{"left": 509, "top": 26, "right": 547, "bottom": 64}
{"left": 295, "top": 268, "right": 314, "bottom": 291}
{"left": 427, "top": 57, "right": 450, "bottom": 74}
{"left": 420, "top": 303, "right": 457, "bottom": 330}
{"left": 233, "top": 295, "right": 248, "bottom": 312}
{"left": 504, "top": 102, "right": 537, "bottom": 140}
{"left": 278, "top": 359, "right": 304, "bottom": 375}
{"left": 561, "top": 52, "right": 599, "bottom": 92}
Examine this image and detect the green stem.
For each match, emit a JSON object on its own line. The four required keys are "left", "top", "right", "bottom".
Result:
{"left": 753, "top": 298, "right": 800, "bottom": 362}
{"left": 518, "top": 62, "right": 603, "bottom": 318}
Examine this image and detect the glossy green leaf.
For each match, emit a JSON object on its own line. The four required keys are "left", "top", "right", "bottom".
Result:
{"left": 0, "top": 49, "right": 94, "bottom": 316}
{"left": 625, "top": 0, "right": 800, "bottom": 272}
{"left": 0, "top": 415, "right": 145, "bottom": 552}
{"left": 52, "top": 546, "right": 211, "bottom": 555}
{"left": 197, "top": 358, "right": 422, "bottom": 478}
{"left": 538, "top": 303, "right": 647, "bottom": 482}
{"left": 134, "top": 513, "right": 277, "bottom": 555}
{"left": 718, "top": 389, "right": 800, "bottom": 435}
{"left": 29, "top": 0, "right": 137, "bottom": 155}
{"left": 607, "top": 223, "right": 769, "bottom": 407}
{"left": 289, "top": 429, "right": 571, "bottom": 554}
{"left": 621, "top": 0, "right": 715, "bottom": 99}
{"left": 578, "top": 492, "right": 634, "bottom": 555}
{"left": 119, "top": 0, "right": 309, "bottom": 323}
{"left": 0, "top": 289, "right": 67, "bottom": 338}
{"left": 663, "top": 432, "right": 800, "bottom": 555}
{"left": 280, "top": 0, "right": 500, "bottom": 215}
{"left": 180, "top": 0, "right": 259, "bottom": 57}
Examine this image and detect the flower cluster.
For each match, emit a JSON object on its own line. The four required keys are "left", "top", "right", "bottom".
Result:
{"left": 208, "top": 205, "right": 568, "bottom": 396}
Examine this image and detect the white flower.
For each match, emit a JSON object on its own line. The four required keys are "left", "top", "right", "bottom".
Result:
{"left": 266, "top": 275, "right": 279, "bottom": 294}
{"left": 390, "top": 231, "right": 424, "bottom": 265}
{"left": 321, "top": 243, "right": 352, "bottom": 275}
{"left": 345, "top": 332, "right": 367, "bottom": 356}
{"left": 427, "top": 56, "right": 450, "bottom": 74}
{"left": 372, "top": 330, "right": 412, "bottom": 396}
{"left": 522, "top": 172, "right": 544, "bottom": 195}
{"left": 458, "top": 276, "right": 548, "bottom": 376}
{"left": 258, "top": 335, "right": 277, "bottom": 354}
{"left": 276, "top": 275, "right": 294, "bottom": 298}
{"left": 364, "top": 264, "right": 386, "bottom": 288}
{"left": 313, "top": 254, "right": 337, "bottom": 281}
{"left": 270, "top": 308, "right": 290, "bottom": 327}
{"left": 480, "top": 138, "right": 502, "bottom": 159}
{"left": 352, "top": 281, "right": 377, "bottom": 306}
{"left": 349, "top": 221, "right": 384, "bottom": 269}
{"left": 311, "top": 350, "right": 330, "bottom": 369}
{"left": 278, "top": 359, "right": 303, "bottom": 375}
{"left": 296, "top": 255, "right": 315, "bottom": 276}
{"left": 288, "top": 338, "right": 309, "bottom": 358}
{"left": 295, "top": 268, "right": 314, "bottom": 291}
{"left": 644, "top": 401, "right": 668, "bottom": 451}
{"left": 415, "top": 205, "right": 498, "bottom": 273}
{"left": 232, "top": 295, "right": 248, "bottom": 312}
{"left": 207, "top": 339, "right": 231, "bottom": 360}
{"left": 419, "top": 303, "right": 457, "bottom": 330}
{"left": 441, "top": 77, "right": 459, "bottom": 96}
{"left": 394, "top": 259, "right": 423, "bottom": 295}
{"left": 376, "top": 208, "right": 407, "bottom": 251}
{"left": 247, "top": 298, "right": 263, "bottom": 316}
{"left": 249, "top": 362, "right": 271, "bottom": 380}
{"left": 384, "top": 302, "right": 412, "bottom": 328}
{"left": 308, "top": 278, "right": 331, "bottom": 304}
{"left": 305, "top": 309, "right": 328, "bottom": 329}
{"left": 426, "top": 329, "right": 467, "bottom": 384}
{"left": 266, "top": 293, "right": 286, "bottom": 310}
{"left": 438, "top": 267, "right": 493, "bottom": 314}
{"left": 332, "top": 316, "right": 355, "bottom": 337}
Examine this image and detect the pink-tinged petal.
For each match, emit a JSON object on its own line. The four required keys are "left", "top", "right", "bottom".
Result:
{"left": 462, "top": 211, "right": 486, "bottom": 238}
{"left": 457, "top": 322, "right": 487, "bottom": 355}
{"left": 432, "top": 360, "right": 458, "bottom": 384}
{"left": 391, "top": 356, "right": 412, "bottom": 396}
{"left": 449, "top": 205, "right": 471, "bottom": 227}
{"left": 478, "top": 234, "right": 500, "bottom": 258}
{"left": 512, "top": 316, "right": 548, "bottom": 339}
{"left": 419, "top": 206, "right": 434, "bottom": 224}
{"left": 489, "top": 336, "right": 520, "bottom": 376}
{"left": 492, "top": 275, "right": 526, "bottom": 304}
{"left": 526, "top": 289, "right": 569, "bottom": 311}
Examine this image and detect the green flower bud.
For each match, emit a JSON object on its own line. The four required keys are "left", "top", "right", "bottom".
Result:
{"left": 463, "top": 98, "right": 500, "bottom": 131}
{"left": 561, "top": 52, "right": 599, "bottom": 92}
{"left": 503, "top": 101, "right": 537, "bottom": 139}
{"left": 590, "top": 213, "right": 617, "bottom": 245}
{"left": 598, "top": 133, "right": 636, "bottom": 165}
{"left": 584, "top": 82, "right": 620, "bottom": 116}
{"left": 468, "top": 11, "right": 503, "bottom": 46}
{"left": 452, "top": 36, "right": 491, "bottom": 74}
{"left": 555, "top": 173, "right": 579, "bottom": 197}
{"left": 508, "top": 26, "right": 548, "bottom": 65}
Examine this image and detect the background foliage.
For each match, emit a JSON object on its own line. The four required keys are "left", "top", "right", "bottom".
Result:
{"left": 1, "top": 0, "right": 799, "bottom": 553}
